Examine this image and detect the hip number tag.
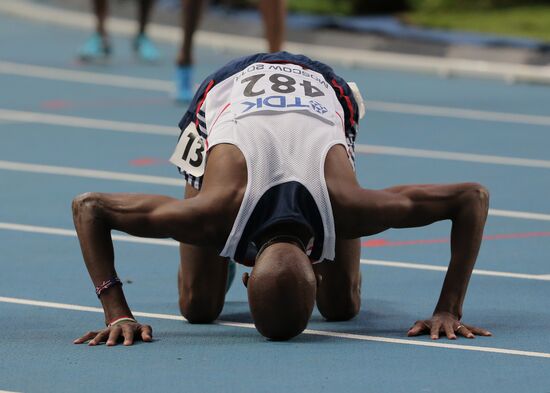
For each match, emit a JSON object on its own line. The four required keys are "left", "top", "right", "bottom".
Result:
{"left": 170, "top": 123, "right": 206, "bottom": 177}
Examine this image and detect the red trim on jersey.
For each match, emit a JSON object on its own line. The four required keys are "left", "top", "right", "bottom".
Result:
{"left": 335, "top": 111, "right": 345, "bottom": 132}
{"left": 195, "top": 79, "right": 215, "bottom": 126}
{"left": 331, "top": 79, "right": 355, "bottom": 127}
{"left": 207, "top": 103, "right": 232, "bottom": 141}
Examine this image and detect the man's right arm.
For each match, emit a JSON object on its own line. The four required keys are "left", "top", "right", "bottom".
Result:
{"left": 71, "top": 191, "right": 206, "bottom": 346}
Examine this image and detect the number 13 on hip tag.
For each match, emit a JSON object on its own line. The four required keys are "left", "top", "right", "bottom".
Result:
{"left": 170, "top": 123, "right": 206, "bottom": 177}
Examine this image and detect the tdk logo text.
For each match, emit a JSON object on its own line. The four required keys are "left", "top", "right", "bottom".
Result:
{"left": 240, "top": 96, "right": 328, "bottom": 115}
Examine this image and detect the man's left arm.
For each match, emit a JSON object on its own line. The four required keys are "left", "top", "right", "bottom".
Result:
{"left": 396, "top": 183, "right": 493, "bottom": 340}
{"left": 334, "top": 180, "right": 493, "bottom": 340}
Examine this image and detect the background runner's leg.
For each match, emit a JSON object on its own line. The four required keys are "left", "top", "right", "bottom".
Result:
{"left": 259, "top": 0, "right": 286, "bottom": 52}
{"left": 93, "top": 0, "right": 108, "bottom": 37}
{"left": 137, "top": 0, "right": 155, "bottom": 36}
{"left": 175, "top": 0, "right": 204, "bottom": 101}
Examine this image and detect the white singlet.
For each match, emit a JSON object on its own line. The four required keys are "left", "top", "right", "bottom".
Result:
{"left": 190, "top": 62, "right": 352, "bottom": 262}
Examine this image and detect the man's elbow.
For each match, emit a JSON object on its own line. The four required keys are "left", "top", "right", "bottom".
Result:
{"left": 466, "top": 183, "right": 489, "bottom": 208}
{"left": 72, "top": 192, "right": 105, "bottom": 223}
{"left": 459, "top": 183, "right": 490, "bottom": 217}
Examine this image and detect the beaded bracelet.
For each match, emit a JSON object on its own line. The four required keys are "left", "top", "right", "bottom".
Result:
{"left": 95, "top": 276, "right": 122, "bottom": 298}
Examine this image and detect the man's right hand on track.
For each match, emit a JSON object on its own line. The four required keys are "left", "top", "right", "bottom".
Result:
{"left": 73, "top": 322, "right": 153, "bottom": 346}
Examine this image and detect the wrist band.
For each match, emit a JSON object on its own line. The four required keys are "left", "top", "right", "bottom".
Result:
{"left": 95, "top": 276, "right": 122, "bottom": 298}
{"left": 108, "top": 316, "right": 137, "bottom": 327}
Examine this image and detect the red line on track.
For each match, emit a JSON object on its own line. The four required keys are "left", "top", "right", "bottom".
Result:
{"left": 362, "top": 231, "right": 550, "bottom": 248}
{"left": 129, "top": 157, "right": 168, "bottom": 166}
{"left": 40, "top": 97, "right": 167, "bottom": 111}
{"left": 41, "top": 99, "right": 71, "bottom": 109}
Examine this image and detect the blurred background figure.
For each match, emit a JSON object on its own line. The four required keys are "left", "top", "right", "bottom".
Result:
{"left": 78, "top": 0, "right": 161, "bottom": 62}
{"left": 259, "top": 0, "right": 286, "bottom": 53}
{"left": 175, "top": 0, "right": 286, "bottom": 101}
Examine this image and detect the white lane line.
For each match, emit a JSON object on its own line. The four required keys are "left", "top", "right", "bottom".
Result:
{"left": 3, "top": 109, "right": 550, "bottom": 170}
{"left": 361, "top": 259, "right": 550, "bottom": 281}
{"left": 0, "top": 160, "right": 184, "bottom": 186}
{"left": 300, "top": 329, "right": 550, "bottom": 358}
{"left": 1, "top": 161, "right": 550, "bottom": 221}
{"left": 0, "top": 222, "right": 177, "bottom": 247}
{"left": 0, "top": 119, "right": 22, "bottom": 125}
{"left": 2, "top": 222, "right": 549, "bottom": 280}
{"left": 2, "top": 0, "right": 550, "bottom": 84}
{"left": 0, "top": 390, "right": 22, "bottom": 393}
{"left": 356, "top": 145, "right": 550, "bottom": 169}
{"left": 0, "top": 109, "right": 176, "bottom": 136}
{"left": 2, "top": 62, "right": 550, "bottom": 128}
{"left": 1, "top": 296, "right": 549, "bottom": 359}
{"left": 0, "top": 61, "right": 173, "bottom": 92}
{"left": 365, "top": 101, "right": 550, "bottom": 128}
{"left": 489, "top": 209, "right": 550, "bottom": 222}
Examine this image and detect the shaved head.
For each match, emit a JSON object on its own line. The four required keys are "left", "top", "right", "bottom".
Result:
{"left": 247, "top": 240, "right": 316, "bottom": 341}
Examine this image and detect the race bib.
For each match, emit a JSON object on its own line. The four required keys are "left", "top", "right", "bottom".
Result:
{"left": 231, "top": 63, "right": 336, "bottom": 125}
{"left": 170, "top": 122, "right": 206, "bottom": 177}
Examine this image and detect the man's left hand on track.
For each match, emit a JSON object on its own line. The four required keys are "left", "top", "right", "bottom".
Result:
{"left": 407, "top": 311, "right": 492, "bottom": 340}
